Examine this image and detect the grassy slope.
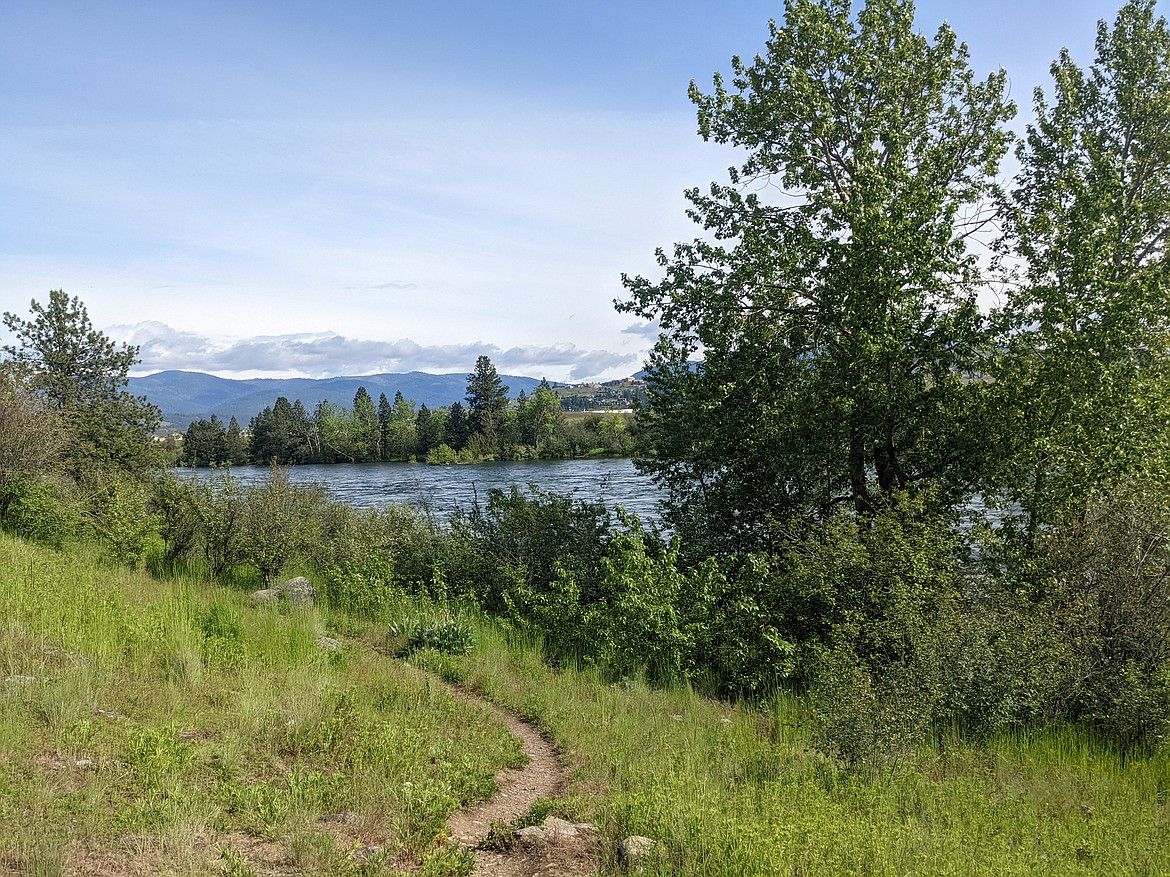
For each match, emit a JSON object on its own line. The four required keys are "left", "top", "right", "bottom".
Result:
{"left": 2, "top": 533, "right": 1167, "bottom": 876}
{"left": 0, "top": 534, "right": 520, "bottom": 876}
{"left": 421, "top": 624, "right": 1170, "bottom": 877}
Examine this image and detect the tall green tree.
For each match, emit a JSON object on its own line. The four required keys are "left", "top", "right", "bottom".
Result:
{"left": 377, "top": 392, "right": 393, "bottom": 460}
{"left": 465, "top": 355, "right": 510, "bottom": 452}
{"left": 385, "top": 390, "right": 418, "bottom": 460}
{"left": 995, "top": 0, "right": 1170, "bottom": 534}
{"left": 445, "top": 401, "right": 470, "bottom": 451}
{"left": 618, "top": 0, "right": 1014, "bottom": 553}
{"left": 415, "top": 403, "right": 441, "bottom": 455}
{"left": 183, "top": 415, "right": 227, "bottom": 467}
{"left": 351, "top": 387, "right": 378, "bottom": 463}
{"left": 2, "top": 291, "right": 162, "bottom": 475}
{"left": 249, "top": 396, "right": 306, "bottom": 464}
{"left": 224, "top": 415, "right": 249, "bottom": 465}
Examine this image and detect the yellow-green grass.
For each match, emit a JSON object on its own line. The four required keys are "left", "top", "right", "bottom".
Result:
{"left": 0, "top": 534, "right": 519, "bottom": 876}
{"left": 419, "top": 620, "right": 1170, "bottom": 877}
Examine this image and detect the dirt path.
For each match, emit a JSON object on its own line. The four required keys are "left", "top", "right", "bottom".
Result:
{"left": 445, "top": 688, "right": 599, "bottom": 877}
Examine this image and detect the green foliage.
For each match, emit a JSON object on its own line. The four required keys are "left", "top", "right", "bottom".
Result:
{"left": 388, "top": 611, "right": 475, "bottom": 657}
{"left": 2, "top": 290, "right": 162, "bottom": 476}
{"left": 124, "top": 724, "right": 194, "bottom": 788}
{"left": 0, "top": 365, "right": 69, "bottom": 485}
{"left": 248, "top": 396, "right": 309, "bottom": 464}
{"left": 418, "top": 844, "right": 475, "bottom": 877}
{"left": 238, "top": 466, "right": 328, "bottom": 584}
{"left": 426, "top": 442, "right": 459, "bottom": 465}
{"left": 199, "top": 598, "right": 246, "bottom": 670}
{"left": 810, "top": 645, "right": 936, "bottom": 775}
{"left": 148, "top": 472, "right": 200, "bottom": 570}
{"left": 91, "top": 474, "right": 157, "bottom": 567}
{"left": 619, "top": 0, "right": 1014, "bottom": 553}
{"left": 0, "top": 476, "right": 78, "bottom": 548}
{"left": 452, "top": 486, "right": 611, "bottom": 613}
{"left": 464, "top": 355, "right": 509, "bottom": 455}
{"left": 185, "top": 472, "right": 245, "bottom": 577}
{"left": 994, "top": 0, "right": 1170, "bottom": 532}
{"left": 1026, "top": 482, "right": 1170, "bottom": 746}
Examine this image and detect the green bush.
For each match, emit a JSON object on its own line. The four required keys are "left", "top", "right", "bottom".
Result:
{"left": 1027, "top": 481, "right": 1170, "bottom": 746}
{"left": 388, "top": 612, "right": 476, "bottom": 656}
{"left": 0, "top": 476, "right": 77, "bottom": 547}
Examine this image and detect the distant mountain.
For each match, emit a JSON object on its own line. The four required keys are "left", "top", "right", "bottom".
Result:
{"left": 129, "top": 370, "right": 550, "bottom": 432}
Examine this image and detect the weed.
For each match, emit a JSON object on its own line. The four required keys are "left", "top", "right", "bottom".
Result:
{"left": 418, "top": 843, "right": 475, "bottom": 877}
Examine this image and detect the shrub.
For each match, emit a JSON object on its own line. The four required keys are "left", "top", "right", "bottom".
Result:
{"left": 388, "top": 612, "right": 475, "bottom": 656}
{"left": 1028, "top": 481, "right": 1170, "bottom": 746}
{"left": 92, "top": 474, "right": 157, "bottom": 567}
{"left": 0, "top": 475, "right": 78, "bottom": 547}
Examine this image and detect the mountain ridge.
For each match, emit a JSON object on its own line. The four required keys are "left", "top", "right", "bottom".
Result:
{"left": 128, "top": 369, "right": 553, "bottom": 431}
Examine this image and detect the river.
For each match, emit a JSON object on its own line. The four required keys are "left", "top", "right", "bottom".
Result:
{"left": 175, "top": 458, "right": 663, "bottom": 523}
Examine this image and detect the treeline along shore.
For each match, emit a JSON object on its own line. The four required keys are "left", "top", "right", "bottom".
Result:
{"left": 2, "top": 0, "right": 1170, "bottom": 871}
{"left": 176, "top": 355, "right": 639, "bottom": 467}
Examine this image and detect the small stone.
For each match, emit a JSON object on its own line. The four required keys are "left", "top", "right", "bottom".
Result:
{"left": 74, "top": 758, "right": 95, "bottom": 769}
{"left": 670, "top": 714, "right": 684, "bottom": 721}
{"left": 353, "top": 845, "right": 383, "bottom": 861}
{"left": 250, "top": 588, "right": 281, "bottom": 604}
{"left": 515, "top": 825, "right": 549, "bottom": 848}
{"left": 315, "top": 636, "right": 342, "bottom": 651}
{"left": 3, "top": 675, "right": 38, "bottom": 684}
{"left": 317, "top": 811, "right": 360, "bottom": 825}
{"left": 617, "top": 836, "right": 656, "bottom": 872}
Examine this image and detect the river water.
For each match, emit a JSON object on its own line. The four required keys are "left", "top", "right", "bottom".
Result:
{"left": 175, "top": 458, "right": 663, "bottom": 523}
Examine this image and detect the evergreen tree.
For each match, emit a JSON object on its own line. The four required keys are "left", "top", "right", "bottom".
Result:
{"left": 415, "top": 403, "right": 440, "bottom": 455}
{"left": 225, "top": 416, "right": 248, "bottom": 465}
{"left": 445, "top": 401, "right": 470, "bottom": 451}
{"left": 465, "top": 355, "right": 509, "bottom": 451}
{"left": 2, "top": 291, "right": 162, "bottom": 476}
{"left": 377, "top": 392, "right": 393, "bottom": 461}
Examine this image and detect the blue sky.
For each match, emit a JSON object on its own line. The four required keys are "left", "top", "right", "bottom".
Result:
{"left": 1, "top": 0, "right": 1156, "bottom": 381}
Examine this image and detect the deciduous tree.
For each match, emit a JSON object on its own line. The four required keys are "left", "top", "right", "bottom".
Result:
{"left": 618, "top": 0, "right": 1014, "bottom": 553}
{"left": 995, "top": 0, "right": 1170, "bottom": 534}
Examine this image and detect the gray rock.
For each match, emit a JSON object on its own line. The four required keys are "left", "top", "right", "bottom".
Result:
{"left": 515, "top": 816, "right": 599, "bottom": 849}
{"left": 249, "top": 588, "right": 281, "bottom": 604}
{"left": 352, "top": 845, "right": 384, "bottom": 861}
{"left": 315, "top": 636, "right": 342, "bottom": 651}
{"left": 74, "top": 758, "right": 95, "bottom": 769}
{"left": 281, "top": 576, "right": 316, "bottom": 606}
{"left": 515, "top": 825, "right": 550, "bottom": 848}
{"left": 617, "top": 836, "right": 656, "bottom": 872}
{"left": 317, "top": 811, "right": 360, "bottom": 825}
{"left": 3, "top": 675, "right": 38, "bottom": 684}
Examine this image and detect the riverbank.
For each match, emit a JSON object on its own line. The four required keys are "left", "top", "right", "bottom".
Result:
{"left": 3, "top": 534, "right": 1166, "bottom": 875}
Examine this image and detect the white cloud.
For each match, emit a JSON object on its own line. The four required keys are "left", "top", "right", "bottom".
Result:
{"left": 109, "top": 322, "right": 640, "bottom": 383}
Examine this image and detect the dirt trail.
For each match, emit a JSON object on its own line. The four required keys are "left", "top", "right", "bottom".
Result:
{"left": 445, "top": 688, "right": 599, "bottom": 877}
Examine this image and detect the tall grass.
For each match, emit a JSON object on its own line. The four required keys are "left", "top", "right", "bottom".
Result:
{"left": 416, "top": 611, "right": 1170, "bottom": 876}
{"left": 0, "top": 533, "right": 521, "bottom": 876}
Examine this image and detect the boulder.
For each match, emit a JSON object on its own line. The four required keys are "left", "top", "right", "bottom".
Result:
{"left": 282, "top": 576, "right": 316, "bottom": 606}
{"left": 250, "top": 577, "right": 317, "bottom": 607}
{"left": 315, "top": 636, "right": 342, "bottom": 651}
{"left": 514, "top": 816, "right": 599, "bottom": 848}
{"left": 617, "top": 836, "right": 656, "bottom": 872}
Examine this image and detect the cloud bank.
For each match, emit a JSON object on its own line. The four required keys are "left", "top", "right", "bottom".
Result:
{"left": 110, "top": 321, "right": 639, "bottom": 382}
